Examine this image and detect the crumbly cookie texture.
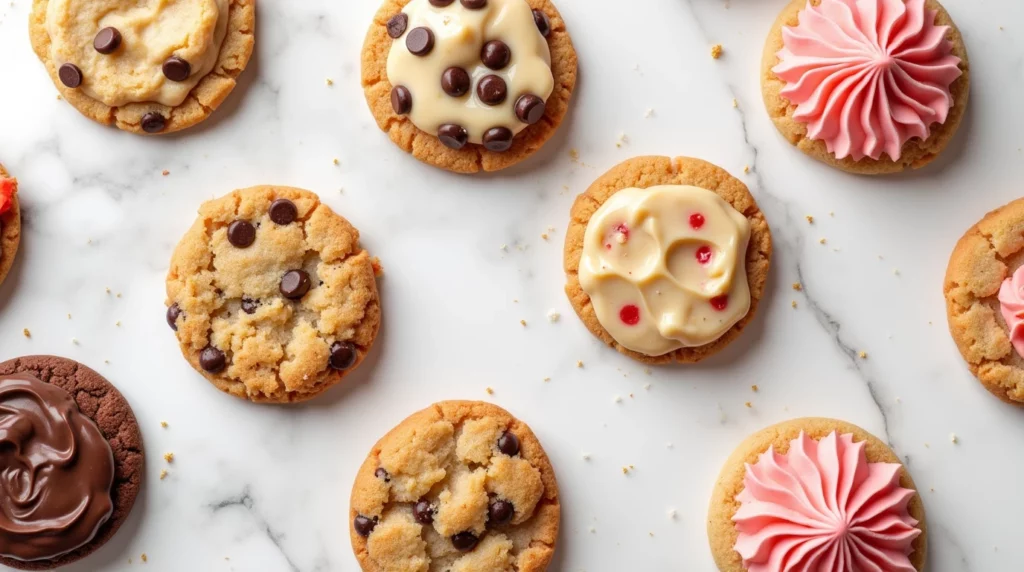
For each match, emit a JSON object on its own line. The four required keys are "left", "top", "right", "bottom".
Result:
{"left": 564, "top": 156, "right": 772, "bottom": 364}
{"left": 29, "top": 0, "right": 255, "bottom": 135}
{"left": 944, "top": 198, "right": 1024, "bottom": 405}
{"left": 361, "top": 0, "right": 577, "bottom": 173}
{"left": 761, "top": 0, "right": 969, "bottom": 175}
{"left": 350, "top": 401, "right": 559, "bottom": 572}
{"left": 0, "top": 165, "right": 20, "bottom": 288}
{"left": 707, "top": 418, "right": 927, "bottom": 572}
{"left": 166, "top": 186, "right": 381, "bottom": 404}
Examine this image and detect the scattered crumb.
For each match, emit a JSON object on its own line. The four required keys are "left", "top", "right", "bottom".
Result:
{"left": 519, "top": 319, "right": 527, "bottom": 327}
{"left": 589, "top": 527, "right": 596, "bottom": 533}
{"left": 792, "top": 282, "right": 802, "bottom": 291}
{"left": 615, "top": 133, "right": 629, "bottom": 148}
{"left": 893, "top": 269, "right": 900, "bottom": 276}
{"left": 744, "top": 402, "right": 752, "bottom": 408}
{"left": 582, "top": 453, "right": 590, "bottom": 460}
{"left": 332, "top": 158, "right": 339, "bottom": 165}
{"left": 743, "top": 165, "right": 750, "bottom": 174}
{"left": 649, "top": 532, "right": 654, "bottom": 537}
{"left": 160, "top": 421, "right": 168, "bottom": 428}
{"left": 115, "top": 321, "right": 121, "bottom": 327}
{"left": 819, "top": 238, "right": 827, "bottom": 245}
{"left": 950, "top": 433, "right": 959, "bottom": 445}
{"left": 163, "top": 452, "right": 174, "bottom": 463}
{"left": 666, "top": 442, "right": 674, "bottom": 449}
{"left": 486, "top": 387, "right": 494, "bottom": 395}
{"left": 576, "top": 360, "right": 584, "bottom": 368}
{"left": 105, "top": 287, "right": 111, "bottom": 294}
{"left": 22, "top": 329, "right": 30, "bottom": 338}
{"left": 668, "top": 509, "right": 677, "bottom": 519}
{"left": 924, "top": 443, "right": 930, "bottom": 449}
{"left": 622, "top": 466, "right": 630, "bottom": 474}
{"left": 829, "top": 211, "right": 835, "bottom": 217}
{"left": 67, "top": 313, "right": 71, "bottom": 319}
{"left": 161, "top": 170, "right": 170, "bottom": 176}
{"left": 141, "top": 554, "right": 148, "bottom": 563}
{"left": 643, "top": 383, "right": 651, "bottom": 390}
{"left": 710, "top": 44, "right": 723, "bottom": 59}
{"left": 547, "top": 311, "right": 560, "bottom": 322}
{"left": 325, "top": 78, "right": 334, "bottom": 86}
{"left": 858, "top": 351, "right": 868, "bottom": 359}
{"left": 540, "top": 233, "right": 549, "bottom": 240}
{"left": 159, "top": 469, "right": 168, "bottom": 480}
{"left": 731, "top": 98, "right": 738, "bottom": 108}
{"left": 71, "top": 338, "right": 79, "bottom": 345}
{"left": 613, "top": 395, "right": 622, "bottom": 403}
{"left": 791, "top": 300, "right": 798, "bottom": 309}
{"left": 104, "top": 359, "right": 110, "bottom": 364}
{"left": 805, "top": 215, "right": 814, "bottom": 224}
{"left": 751, "top": 385, "right": 759, "bottom": 392}
{"left": 116, "top": 293, "right": 122, "bottom": 298}
{"left": 643, "top": 367, "right": 652, "bottom": 375}
{"left": 644, "top": 108, "right": 654, "bottom": 118}
{"left": 542, "top": 377, "right": 551, "bottom": 382}
{"left": 569, "top": 149, "right": 579, "bottom": 161}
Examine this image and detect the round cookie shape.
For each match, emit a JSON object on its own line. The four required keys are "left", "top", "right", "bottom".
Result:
{"left": 943, "top": 197, "right": 1024, "bottom": 406}
{"left": 707, "top": 418, "right": 927, "bottom": 572}
{"left": 362, "top": 0, "right": 577, "bottom": 173}
{"left": 29, "top": 0, "right": 256, "bottom": 135}
{"left": 165, "top": 186, "right": 382, "bottom": 403}
{"left": 350, "top": 401, "right": 559, "bottom": 572}
{"left": 0, "top": 356, "right": 144, "bottom": 571}
{"left": 761, "top": 0, "right": 970, "bottom": 175}
{"left": 563, "top": 156, "right": 772, "bottom": 364}
{"left": 0, "top": 164, "right": 20, "bottom": 288}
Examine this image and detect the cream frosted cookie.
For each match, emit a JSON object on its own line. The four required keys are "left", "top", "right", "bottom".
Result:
{"left": 708, "top": 418, "right": 927, "bottom": 572}
{"left": 762, "top": 0, "right": 969, "bottom": 174}
{"left": 29, "top": 0, "right": 255, "bottom": 134}
{"left": 0, "top": 165, "right": 20, "bottom": 288}
{"left": 563, "top": 156, "right": 772, "bottom": 364}
{"left": 165, "top": 186, "right": 382, "bottom": 403}
{"left": 361, "top": 0, "right": 577, "bottom": 173}
{"left": 350, "top": 401, "right": 559, "bottom": 572}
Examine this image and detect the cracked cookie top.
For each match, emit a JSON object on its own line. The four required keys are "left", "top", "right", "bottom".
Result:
{"left": 165, "top": 186, "right": 382, "bottom": 404}
{"left": 350, "top": 401, "right": 559, "bottom": 572}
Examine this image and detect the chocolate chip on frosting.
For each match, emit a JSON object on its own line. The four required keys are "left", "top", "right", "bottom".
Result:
{"left": 514, "top": 94, "right": 546, "bottom": 125}
{"left": 477, "top": 75, "right": 507, "bottom": 105}
{"left": 406, "top": 27, "right": 435, "bottom": 56}
{"left": 532, "top": 9, "right": 552, "bottom": 37}
{"left": 268, "top": 199, "right": 298, "bottom": 225}
{"left": 162, "top": 56, "right": 192, "bottom": 82}
{"left": 58, "top": 63, "right": 82, "bottom": 88}
{"left": 200, "top": 346, "right": 227, "bottom": 373}
{"left": 93, "top": 27, "right": 122, "bottom": 54}
{"left": 438, "top": 124, "right": 468, "bottom": 150}
{"left": 166, "top": 303, "right": 181, "bottom": 330}
{"left": 227, "top": 220, "right": 256, "bottom": 248}
{"left": 481, "top": 40, "right": 511, "bottom": 70}
{"left": 451, "top": 532, "right": 480, "bottom": 551}
{"left": 413, "top": 501, "right": 435, "bottom": 525}
{"left": 482, "top": 127, "right": 514, "bottom": 152}
{"left": 280, "top": 270, "right": 312, "bottom": 300}
{"left": 141, "top": 112, "right": 167, "bottom": 134}
{"left": 329, "top": 341, "right": 357, "bottom": 370}
{"left": 497, "top": 431, "right": 520, "bottom": 456}
{"left": 461, "top": 0, "right": 487, "bottom": 8}
{"left": 391, "top": 86, "right": 413, "bottom": 115}
{"left": 354, "top": 515, "right": 378, "bottom": 537}
{"left": 442, "top": 67, "right": 471, "bottom": 98}
{"left": 386, "top": 13, "right": 408, "bottom": 39}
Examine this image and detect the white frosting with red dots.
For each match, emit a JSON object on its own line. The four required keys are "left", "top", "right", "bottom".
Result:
{"left": 578, "top": 186, "right": 752, "bottom": 356}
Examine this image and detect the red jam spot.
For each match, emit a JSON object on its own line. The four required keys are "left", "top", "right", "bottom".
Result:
{"left": 605, "top": 243, "right": 612, "bottom": 250}
{"left": 696, "top": 245, "right": 712, "bottom": 265}
{"left": 0, "top": 179, "right": 13, "bottom": 215}
{"left": 619, "top": 304, "right": 640, "bottom": 326}
{"left": 689, "top": 213, "right": 705, "bottom": 230}
{"left": 614, "top": 223, "right": 630, "bottom": 238}
{"left": 710, "top": 295, "right": 728, "bottom": 311}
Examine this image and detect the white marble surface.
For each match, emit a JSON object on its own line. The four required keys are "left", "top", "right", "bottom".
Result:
{"left": 0, "top": 0, "right": 1021, "bottom": 570}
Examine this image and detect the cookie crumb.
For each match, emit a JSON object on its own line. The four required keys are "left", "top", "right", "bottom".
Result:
{"left": 829, "top": 211, "right": 835, "bottom": 217}
{"left": 325, "top": 78, "right": 334, "bottom": 86}
{"left": 819, "top": 238, "right": 827, "bottom": 245}
{"left": 893, "top": 268, "right": 900, "bottom": 276}
{"left": 615, "top": 133, "right": 629, "bottom": 148}
{"left": 950, "top": 433, "right": 958, "bottom": 445}
{"left": 160, "top": 421, "right": 168, "bottom": 428}
{"left": 805, "top": 215, "right": 814, "bottom": 224}
{"left": 668, "top": 509, "right": 677, "bottom": 519}
{"left": 710, "top": 44, "right": 723, "bottom": 59}
{"left": 105, "top": 287, "right": 111, "bottom": 294}
{"left": 744, "top": 401, "right": 752, "bottom": 408}
{"left": 792, "top": 282, "right": 802, "bottom": 291}
{"left": 547, "top": 311, "right": 560, "bottom": 322}
{"left": 643, "top": 367, "right": 652, "bottom": 375}
{"left": 115, "top": 321, "right": 121, "bottom": 327}
{"left": 543, "top": 377, "right": 551, "bottom": 382}
{"left": 643, "top": 383, "right": 651, "bottom": 390}
{"left": 858, "top": 351, "right": 868, "bottom": 359}
{"left": 732, "top": 98, "right": 738, "bottom": 108}
{"left": 163, "top": 452, "right": 174, "bottom": 463}
{"left": 540, "top": 233, "right": 549, "bottom": 240}
{"left": 644, "top": 108, "right": 654, "bottom": 118}
{"left": 582, "top": 453, "right": 590, "bottom": 460}
{"left": 743, "top": 165, "right": 750, "bottom": 174}
{"left": 649, "top": 532, "right": 654, "bottom": 537}
{"left": 519, "top": 319, "right": 527, "bottom": 327}
{"left": 751, "top": 385, "right": 759, "bottom": 392}
{"left": 67, "top": 313, "right": 71, "bottom": 319}
{"left": 576, "top": 360, "right": 584, "bottom": 368}
{"left": 613, "top": 395, "right": 622, "bottom": 403}
{"left": 569, "top": 149, "right": 579, "bottom": 161}
{"left": 332, "top": 158, "right": 339, "bottom": 165}
{"left": 486, "top": 387, "right": 494, "bottom": 395}
{"left": 71, "top": 338, "right": 79, "bottom": 345}
{"left": 159, "top": 469, "right": 168, "bottom": 480}
{"left": 141, "top": 554, "right": 148, "bottom": 563}
{"left": 22, "top": 328, "right": 30, "bottom": 338}
{"left": 161, "top": 170, "right": 170, "bottom": 176}
{"left": 791, "top": 300, "right": 798, "bottom": 309}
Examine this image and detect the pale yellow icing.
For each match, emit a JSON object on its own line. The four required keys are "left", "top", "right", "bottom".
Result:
{"left": 578, "top": 186, "right": 752, "bottom": 356}
{"left": 386, "top": 0, "right": 553, "bottom": 144}
{"left": 46, "top": 0, "right": 230, "bottom": 107}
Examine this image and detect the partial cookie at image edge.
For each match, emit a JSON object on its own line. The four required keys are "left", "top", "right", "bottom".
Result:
{"left": 0, "top": 164, "right": 20, "bottom": 288}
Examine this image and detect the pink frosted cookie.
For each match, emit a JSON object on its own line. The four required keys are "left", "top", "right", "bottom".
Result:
{"left": 762, "top": 0, "right": 969, "bottom": 174}
{"left": 0, "top": 164, "right": 20, "bottom": 288}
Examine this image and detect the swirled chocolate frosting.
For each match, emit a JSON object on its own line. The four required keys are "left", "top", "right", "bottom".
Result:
{"left": 0, "top": 374, "right": 114, "bottom": 561}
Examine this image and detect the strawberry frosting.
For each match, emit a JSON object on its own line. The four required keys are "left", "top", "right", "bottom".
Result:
{"left": 998, "top": 266, "right": 1024, "bottom": 359}
{"left": 773, "top": 0, "right": 962, "bottom": 162}
{"left": 733, "top": 431, "right": 921, "bottom": 572}
{"left": 0, "top": 178, "right": 14, "bottom": 216}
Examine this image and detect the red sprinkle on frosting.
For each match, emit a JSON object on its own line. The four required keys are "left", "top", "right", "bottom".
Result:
{"left": 710, "top": 295, "right": 728, "bottom": 311}
{"left": 696, "top": 245, "right": 712, "bottom": 265}
{"left": 689, "top": 213, "right": 705, "bottom": 230}
{"left": 619, "top": 304, "right": 640, "bottom": 326}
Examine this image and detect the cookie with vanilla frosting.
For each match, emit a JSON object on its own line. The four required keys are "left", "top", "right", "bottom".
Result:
{"left": 0, "top": 164, "right": 20, "bottom": 288}
{"left": 762, "top": 0, "right": 969, "bottom": 174}
{"left": 708, "top": 418, "right": 927, "bottom": 572}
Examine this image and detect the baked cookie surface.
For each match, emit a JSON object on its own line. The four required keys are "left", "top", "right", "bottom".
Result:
{"left": 350, "top": 401, "right": 559, "bottom": 572}
{"left": 0, "top": 164, "right": 20, "bottom": 288}
{"left": 708, "top": 418, "right": 927, "bottom": 572}
{"left": 361, "top": 0, "right": 577, "bottom": 173}
{"left": 165, "top": 186, "right": 381, "bottom": 403}
{"left": 762, "top": 0, "right": 969, "bottom": 174}
{"left": 0, "top": 355, "right": 144, "bottom": 571}
{"left": 563, "top": 156, "right": 772, "bottom": 364}
{"left": 29, "top": 0, "right": 255, "bottom": 134}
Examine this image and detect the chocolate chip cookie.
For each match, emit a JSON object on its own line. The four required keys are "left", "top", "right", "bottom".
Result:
{"left": 166, "top": 186, "right": 382, "bottom": 403}
{"left": 350, "top": 401, "right": 559, "bottom": 571}
{"left": 29, "top": 0, "right": 255, "bottom": 134}
{"left": 0, "top": 355, "right": 144, "bottom": 570}
{"left": 0, "top": 164, "right": 20, "bottom": 288}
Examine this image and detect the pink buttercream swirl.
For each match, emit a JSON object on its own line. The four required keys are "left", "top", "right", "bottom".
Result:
{"left": 773, "top": 0, "right": 962, "bottom": 161}
{"left": 998, "top": 266, "right": 1024, "bottom": 359}
{"left": 733, "top": 431, "right": 921, "bottom": 572}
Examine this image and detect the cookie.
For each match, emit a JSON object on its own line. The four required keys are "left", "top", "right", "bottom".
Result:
{"left": 0, "top": 164, "right": 20, "bottom": 287}
{"left": 0, "top": 355, "right": 144, "bottom": 570}
{"left": 563, "top": 156, "right": 772, "bottom": 364}
{"left": 165, "top": 186, "right": 382, "bottom": 403}
{"left": 762, "top": 0, "right": 969, "bottom": 174}
{"left": 708, "top": 418, "right": 927, "bottom": 572}
{"left": 350, "top": 401, "right": 559, "bottom": 572}
{"left": 361, "top": 0, "right": 577, "bottom": 173}
{"left": 29, "top": 0, "right": 255, "bottom": 135}
{"left": 943, "top": 197, "right": 1024, "bottom": 405}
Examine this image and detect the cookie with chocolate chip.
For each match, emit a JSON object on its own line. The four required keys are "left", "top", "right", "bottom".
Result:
{"left": 350, "top": 401, "right": 559, "bottom": 571}
{"left": 362, "top": 0, "right": 577, "bottom": 173}
{"left": 0, "top": 164, "right": 20, "bottom": 288}
{"left": 29, "top": 0, "right": 255, "bottom": 135}
{"left": 165, "top": 186, "right": 382, "bottom": 403}
{"left": 0, "top": 355, "right": 144, "bottom": 570}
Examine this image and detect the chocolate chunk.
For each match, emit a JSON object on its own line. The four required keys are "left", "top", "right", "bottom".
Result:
{"left": 488, "top": 499, "right": 514, "bottom": 526}
{"left": 241, "top": 298, "right": 258, "bottom": 315}
{"left": 374, "top": 468, "right": 390, "bottom": 482}
{"left": 162, "top": 56, "right": 191, "bottom": 82}
{"left": 227, "top": 220, "right": 256, "bottom": 248}
{"left": 429, "top": 0, "right": 455, "bottom": 5}
{"left": 497, "top": 431, "right": 520, "bottom": 456}
{"left": 442, "top": 67, "right": 471, "bottom": 98}
{"left": 477, "top": 75, "right": 507, "bottom": 105}
{"left": 166, "top": 303, "right": 181, "bottom": 331}
{"left": 280, "top": 270, "right": 312, "bottom": 300}
{"left": 93, "top": 27, "right": 122, "bottom": 54}
{"left": 200, "top": 346, "right": 226, "bottom": 373}
{"left": 482, "top": 127, "right": 513, "bottom": 152}
{"left": 461, "top": 0, "right": 487, "bottom": 8}
{"left": 533, "top": 9, "right": 551, "bottom": 37}
{"left": 58, "top": 64, "right": 82, "bottom": 88}
{"left": 269, "top": 199, "right": 298, "bottom": 225}
{"left": 406, "top": 27, "right": 435, "bottom": 56}
{"left": 451, "top": 532, "right": 479, "bottom": 551}
{"left": 386, "top": 13, "right": 408, "bottom": 38}
{"left": 354, "top": 515, "right": 378, "bottom": 537}
{"left": 141, "top": 112, "right": 166, "bottom": 134}
{"left": 438, "top": 124, "right": 468, "bottom": 150}
{"left": 514, "top": 94, "right": 546, "bottom": 125}
{"left": 391, "top": 86, "right": 413, "bottom": 115}
{"left": 413, "top": 501, "right": 434, "bottom": 525}
{"left": 329, "top": 341, "right": 357, "bottom": 370}
{"left": 481, "top": 40, "right": 511, "bottom": 70}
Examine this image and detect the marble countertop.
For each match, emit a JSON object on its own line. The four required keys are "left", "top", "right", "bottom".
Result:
{"left": 0, "top": 0, "right": 1021, "bottom": 570}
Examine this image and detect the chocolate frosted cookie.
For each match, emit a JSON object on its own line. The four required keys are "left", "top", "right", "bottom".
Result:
{"left": 29, "top": 0, "right": 255, "bottom": 134}
{"left": 0, "top": 356, "right": 144, "bottom": 570}
{"left": 166, "top": 186, "right": 382, "bottom": 403}
{"left": 350, "top": 401, "right": 559, "bottom": 571}
{"left": 0, "top": 164, "right": 20, "bottom": 287}
{"left": 362, "top": 0, "right": 577, "bottom": 173}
